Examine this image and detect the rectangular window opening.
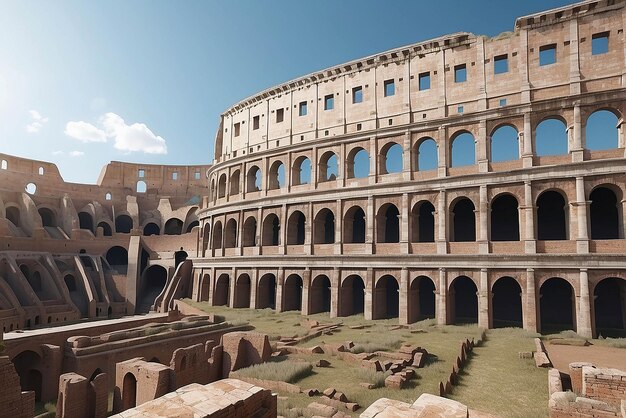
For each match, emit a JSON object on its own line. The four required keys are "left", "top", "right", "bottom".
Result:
{"left": 195, "top": 171, "right": 201, "bottom": 180}
{"left": 592, "top": 32, "right": 609, "bottom": 55}
{"left": 494, "top": 54, "right": 509, "bottom": 74}
{"left": 324, "top": 94, "right": 334, "bottom": 110}
{"left": 499, "top": 98, "right": 507, "bottom": 107}
{"left": 356, "top": 123, "right": 362, "bottom": 131}
{"left": 384, "top": 79, "right": 395, "bottom": 97}
{"left": 352, "top": 86, "right": 363, "bottom": 103}
{"left": 454, "top": 64, "right": 467, "bottom": 83}
{"left": 138, "top": 169, "right": 145, "bottom": 178}
{"left": 539, "top": 44, "right": 556, "bottom": 66}
{"left": 253, "top": 115, "right": 260, "bottom": 130}
{"left": 418, "top": 72, "right": 430, "bottom": 90}
{"left": 276, "top": 108, "right": 284, "bottom": 123}
{"left": 457, "top": 105, "right": 464, "bottom": 114}
{"left": 234, "top": 122, "right": 241, "bottom": 137}
{"left": 298, "top": 101, "right": 307, "bottom": 116}
{"left": 172, "top": 172, "right": 178, "bottom": 180}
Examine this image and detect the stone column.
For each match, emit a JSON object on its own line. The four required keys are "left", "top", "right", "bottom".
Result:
{"left": 249, "top": 270, "right": 258, "bottom": 309}
{"left": 577, "top": 269, "right": 593, "bottom": 338}
{"left": 261, "top": 156, "right": 268, "bottom": 197}
{"left": 229, "top": 268, "right": 236, "bottom": 308}
{"left": 437, "top": 190, "right": 447, "bottom": 254}
{"left": 275, "top": 268, "right": 284, "bottom": 312}
{"left": 522, "top": 112, "right": 533, "bottom": 168}
{"left": 524, "top": 269, "right": 537, "bottom": 332}
{"left": 437, "top": 127, "right": 447, "bottom": 177}
{"left": 437, "top": 268, "right": 447, "bottom": 325}
{"left": 280, "top": 204, "right": 287, "bottom": 255}
{"left": 366, "top": 196, "right": 374, "bottom": 254}
{"left": 524, "top": 181, "right": 536, "bottom": 253}
{"left": 478, "top": 269, "right": 489, "bottom": 329}
{"left": 335, "top": 199, "right": 342, "bottom": 254}
{"left": 330, "top": 268, "right": 340, "bottom": 318}
{"left": 364, "top": 268, "right": 374, "bottom": 320}
{"left": 403, "top": 131, "right": 412, "bottom": 181}
{"left": 399, "top": 268, "right": 409, "bottom": 325}
{"left": 306, "top": 202, "right": 313, "bottom": 255}
{"left": 571, "top": 102, "right": 584, "bottom": 162}
{"left": 369, "top": 136, "right": 378, "bottom": 185}
{"left": 256, "top": 207, "right": 262, "bottom": 256}
{"left": 478, "top": 185, "right": 489, "bottom": 254}
{"left": 401, "top": 193, "right": 409, "bottom": 254}
{"left": 477, "top": 119, "right": 489, "bottom": 172}
{"left": 301, "top": 269, "right": 311, "bottom": 316}
{"left": 569, "top": 19, "right": 581, "bottom": 95}
{"left": 574, "top": 176, "right": 590, "bottom": 253}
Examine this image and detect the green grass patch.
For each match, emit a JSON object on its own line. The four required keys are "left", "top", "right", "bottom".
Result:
{"left": 235, "top": 358, "right": 313, "bottom": 383}
{"left": 355, "top": 368, "right": 391, "bottom": 388}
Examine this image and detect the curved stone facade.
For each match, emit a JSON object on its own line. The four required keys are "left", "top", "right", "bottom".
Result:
{"left": 195, "top": 0, "right": 626, "bottom": 338}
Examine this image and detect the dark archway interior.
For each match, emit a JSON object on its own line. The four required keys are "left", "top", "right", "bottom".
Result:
{"left": 537, "top": 191, "right": 567, "bottom": 240}
{"left": 243, "top": 218, "right": 257, "bottom": 247}
{"left": 452, "top": 276, "right": 478, "bottom": 324}
{"left": 380, "top": 205, "right": 400, "bottom": 243}
{"left": 212, "top": 222, "right": 223, "bottom": 249}
{"left": 590, "top": 187, "right": 619, "bottom": 239}
{"left": 39, "top": 208, "right": 56, "bottom": 227}
{"left": 376, "top": 275, "right": 399, "bottom": 319}
{"left": 310, "top": 275, "right": 331, "bottom": 314}
{"left": 143, "top": 222, "right": 160, "bottom": 236}
{"left": 283, "top": 275, "right": 303, "bottom": 311}
{"left": 411, "top": 276, "right": 435, "bottom": 321}
{"left": 491, "top": 195, "right": 519, "bottom": 241}
{"left": 263, "top": 215, "right": 280, "bottom": 246}
{"left": 288, "top": 212, "right": 305, "bottom": 245}
{"left": 12, "top": 351, "right": 42, "bottom": 401}
{"left": 214, "top": 275, "right": 230, "bottom": 306}
{"left": 342, "top": 275, "right": 365, "bottom": 316}
{"left": 115, "top": 215, "right": 133, "bottom": 233}
{"left": 78, "top": 212, "right": 93, "bottom": 232}
{"left": 452, "top": 199, "right": 475, "bottom": 242}
{"left": 123, "top": 373, "right": 137, "bottom": 410}
{"left": 540, "top": 278, "right": 574, "bottom": 333}
{"left": 6, "top": 206, "right": 20, "bottom": 227}
{"left": 414, "top": 202, "right": 435, "bottom": 242}
{"left": 258, "top": 274, "right": 276, "bottom": 309}
{"left": 164, "top": 218, "right": 183, "bottom": 235}
{"left": 138, "top": 265, "right": 167, "bottom": 313}
{"left": 98, "top": 222, "right": 112, "bottom": 236}
{"left": 175, "top": 251, "right": 187, "bottom": 268}
{"left": 234, "top": 275, "right": 251, "bottom": 308}
{"left": 492, "top": 277, "right": 522, "bottom": 328}
{"left": 351, "top": 208, "right": 366, "bottom": 243}
{"left": 224, "top": 220, "right": 237, "bottom": 248}
{"left": 186, "top": 220, "right": 199, "bottom": 233}
{"left": 315, "top": 210, "right": 335, "bottom": 244}
{"left": 65, "top": 273, "right": 88, "bottom": 317}
{"left": 594, "top": 278, "right": 626, "bottom": 338}
{"left": 106, "top": 246, "right": 128, "bottom": 274}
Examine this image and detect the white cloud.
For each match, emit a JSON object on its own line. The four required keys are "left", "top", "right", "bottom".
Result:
{"left": 100, "top": 112, "right": 167, "bottom": 154}
{"left": 64, "top": 120, "right": 107, "bottom": 143}
{"left": 69, "top": 151, "right": 85, "bottom": 157}
{"left": 26, "top": 109, "right": 49, "bottom": 133}
{"left": 52, "top": 150, "right": 64, "bottom": 155}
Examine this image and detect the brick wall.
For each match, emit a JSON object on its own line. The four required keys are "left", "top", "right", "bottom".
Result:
{"left": 0, "top": 356, "right": 34, "bottom": 418}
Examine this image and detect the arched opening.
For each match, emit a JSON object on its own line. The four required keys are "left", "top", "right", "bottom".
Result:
{"left": 213, "top": 274, "right": 230, "bottom": 306}
{"left": 28, "top": 271, "right": 42, "bottom": 294}
{"left": 262, "top": 214, "right": 280, "bottom": 246}
{"left": 492, "top": 277, "right": 523, "bottom": 328}
{"left": 115, "top": 215, "right": 133, "bottom": 234}
{"left": 12, "top": 351, "right": 43, "bottom": 401}
{"left": 344, "top": 206, "right": 366, "bottom": 244}
{"left": 65, "top": 273, "right": 87, "bottom": 317}
{"left": 341, "top": 275, "right": 365, "bottom": 316}
{"left": 257, "top": 274, "right": 276, "bottom": 309}
{"left": 415, "top": 138, "right": 438, "bottom": 171}
{"left": 143, "top": 222, "right": 160, "bottom": 236}
{"left": 78, "top": 212, "right": 93, "bottom": 232}
{"left": 122, "top": 372, "right": 137, "bottom": 410}
{"left": 409, "top": 276, "right": 435, "bottom": 323}
{"left": 411, "top": 201, "right": 435, "bottom": 242}
{"left": 164, "top": 218, "right": 183, "bottom": 235}
{"left": 105, "top": 192, "right": 112, "bottom": 201}
{"left": 224, "top": 219, "right": 238, "bottom": 248}
{"left": 6, "top": 206, "right": 20, "bottom": 227}
{"left": 594, "top": 278, "right": 626, "bottom": 338}
{"left": 310, "top": 275, "right": 331, "bottom": 314}
{"left": 346, "top": 148, "right": 369, "bottom": 179}
{"left": 25, "top": 183, "right": 36, "bottom": 195}
{"left": 292, "top": 156, "right": 312, "bottom": 185}
{"left": 64, "top": 274, "right": 77, "bottom": 292}
{"left": 377, "top": 203, "right": 399, "bottom": 243}
{"left": 451, "top": 198, "right": 476, "bottom": 242}
{"left": 1, "top": 159, "right": 6, "bottom": 170}
{"left": 450, "top": 276, "right": 478, "bottom": 324}
{"left": 89, "top": 368, "right": 103, "bottom": 382}
{"left": 246, "top": 166, "right": 262, "bottom": 192}
{"left": 380, "top": 142, "right": 403, "bottom": 174}
{"left": 283, "top": 274, "right": 303, "bottom": 312}
{"left": 535, "top": 118, "right": 567, "bottom": 156}
{"left": 229, "top": 170, "right": 240, "bottom": 195}
{"left": 586, "top": 110, "right": 619, "bottom": 151}
{"left": 490, "top": 125, "right": 519, "bottom": 162}
{"left": 218, "top": 173, "right": 227, "bottom": 198}
{"left": 590, "top": 187, "right": 620, "bottom": 239}
{"left": 243, "top": 217, "right": 257, "bottom": 247}
{"left": 318, "top": 151, "right": 338, "bottom": 182}
{"left": 540, "top": 278, "right": 575, "bottom": 334}
{"left": 234, "top": 274, "right": 251, "bottom": 308}
{"left": 314, "top": 209, "right": 335, "bottom": 244}
{"left": 106, "top": 246, "right": 128, "bottom": 274}
{"left": 97, "top": 222, "right": 112, "bottom": 236}
{"left": 490, "top": 194, "right": 520, "bottom": 241}
{"left": 268, "top": 161, "right": 285, "bottom": 190}
{"left": 136, "top": 181, "right": 147, "bottom": 193}
{"left": 200, "top": 274, "right": 210, "bottom": 301}
{"left": 185, "top": 220, "right": 199, "bottom": 233}
{"left": 212, "top": 221, "right": 223, "bottom": 249}
{"left": 38, "top": 208, "right": 56, "bottom": 227}
{"left": 374, "top": 275, "right": 399, "bottom": 319}
{"left": 139, "top": 265, "right": 167, "bottom": 313}
{"left": 537, "top": 191, "right": 567, "bottom": 240}
{"left": 38, "top": 166, "right": 44, "bottom": 175}
{"left": 287, "top": 211, "right": 306, "bottom": 245}
{"left": 450, "top": 132, "right": 475, "bottom": 167}
{"left": 210, "top": 179, "right": 216, "bottom": 201}
{"left": 174, "top": 250, "right": 187, "bottom": 268}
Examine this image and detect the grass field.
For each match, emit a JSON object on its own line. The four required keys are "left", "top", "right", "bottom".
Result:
{"left": 187, "top": 301, "right": 550, "bottom": 417}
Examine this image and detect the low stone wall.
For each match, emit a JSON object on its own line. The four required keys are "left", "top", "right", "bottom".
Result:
{"left": 581, "top": 366, "right": 626, "bottom": 408}
{"left": 228, "top": 374, "right": 302, "bottom": 393}
{"left": 438, "top": 332, "right": 484, "bottom": 397}
{"left": 534, "top": 338, "right": 552, "bottom": 368}
{"left": 0, "top": 356, "right": 34, "bottom": 418}
{"left": 56, "top": 372, "right": 107, "bottom": 418}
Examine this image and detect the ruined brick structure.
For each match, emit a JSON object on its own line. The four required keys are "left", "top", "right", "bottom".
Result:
{"left": 192, "top": 0, "right": 626, "bottom": 339}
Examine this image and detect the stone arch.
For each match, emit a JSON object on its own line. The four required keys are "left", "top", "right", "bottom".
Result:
{"left": 409, "top": 275, "right": 436, "bottom": 323}
{"left": 318, "top": 151, "right": 338, "bottom": 182}
{"left": 268, "top": 160, "right": 285, "bottom": 190}
{"left": 283, "top": 274, "right": 303, "bottom": 312}
{"left": 346, "top": 147, "right": 369, "bottom": 179}
{"left": 535, "top": 117, "right": 568, "bottom": 156}
{"left": 450, "top": 131, "right": 475, "bottom": 167}
{"left": 229, "top": 169, "right": 240, "bottom": 195}
{"left": 450, "top": 197, "right": 476, "bottom": 242}
{"left": 492, "top": 276, "right": 523, "bottom": 328}
{"left": 97, "top": 221, "right": 113, "bottom": 236}
{"left": 122, "top": 372, "right": 137, "bottom": 410}
{"left": 106, "top": 246, "right": 128, "bottom": 274}
{"left": 12, "top": 350, "right": 43, "bottom": 401}
{"left": 377, "top": 203, "right": 400, "bottom": 243}
{"left": 234, "top": 274, "right": 251, "bottom": 308}
{"left": 590, "top": 185, "right": 621, "bottom": 239}
{"left": 115, "top": 214, "right": 133, "bottom": 233}
{"left": 185, "top": 220, "right": 199, "bottom": 233}
{"left": 490, "top": 193, "right": 520, "bottom": 241}
{"left": 38, "top": 207, "right": 57, "bottom": 227}
{"left": 213, "top": 274, "right": 230, "bottom": 306}
{"left": 411, "top": 200, "right": 435, "bottom": 242}
{"left": 65, "top": 273, "right": 87, "bottom": 316}
{"left": 379, "top": 142, "right": 403, "bottom": 174}
{"left": 490, "top": 125, "right": 519, "bottom": 162}
{"left": 200, "top": 274, "right": 210, "bottom": 301}
{"left": 242, "top": 216, "right": 257, "bottom": 247}
{"left": 224, "top": 218, "right": 237, "bottom": 248}
{"left": 314, "top": 208, "right": 335, "bottom": 244}
{"left": 136, "top": 181, "right": 147, "bottom": 193}
{"left": 218, "top": 173, "right": 227, "bottom": 198}
{"left": 143, "top": 222, "right": 160, "bottom": 236}
{"left": 202, "top": 225, "right": 211, "bottom": 253}
{"left": 537, "top": 190, "right": 568, "bottom": 240}
{"left": 287, "top": 211, "right": 306, "bottom": 245}
{"left": 310, "top": 275, "right": 331, "bottom": 314}
{"left": 585, "top": 109, "right": 619, "bottom": 151}
{"left": 139, "top": 265, "right": 168, "bottom": 313}
{"left": 257, "top": 273, "right": 276, "bottom": 309}
{"left": 292, "top": 156, "right": 312, "bottom": 185}
{"left": 78, "top": 211, "right": 94, "bottom": 232}
{"left": 449, "top": 276, "right": 478, "bottom": 324}
{"left": 246, "top": 165, "right": 262, "bottom": 192}
{"left": 593, "top": 277, "right": 626, "bottom": 338}
{"left": 212, "top": 220, "right": 223, "bottom": 249}
{"left": 343, "top": 205, "right": 366, "bottom": 244}
{"left": 539, "top": 277, "right": 575, "bottom": 334}
{"left": 262, "top": 213, "right": 280, "bottom": 246}
{"left": 374, "top": 275, "right": 399, "bottom": 319}
{"left": 415, "top": 137, "right": 438, "bottom": 171}
{"left": 340, "top": 275, "right": 365, "bottom": 316}
{"left": 164, "top": 218, "right": 183, "bottom": 235}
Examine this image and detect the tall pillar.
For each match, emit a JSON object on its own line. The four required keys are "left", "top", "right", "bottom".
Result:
{"left": 437, "top": 127, "right": 447, "bottom": 177}
{"left": 401, "top": 193, "right": 409, "bottom": 254}
{"left": 437, "top": 268, "right": 447, "bottom": 325}
{"left": 366, "top": 196, "right": 374, "bottom": 254}
{"left": 403, "top": 131, "right": 412, "bottom": 181}
{"left": 330, "top": 268, "right": 340, "bottom": 318}
{"left": 301, "top": 269, "right": 311, "bottom": 316}
{"left": 524, "top": 269, "right": 537, "bottom": 332}
{"left": 229, "top": 268, "right": 236, "bottom": 308}
{"left": 255, "top": 207, "right": 262, "bottom": 256}
{"left": 399, "top": 268, "right": 409, "bottom": 325}
{"left": 437, "top": 190, "right": 447, "bottom": 254}
{"left": 577, "top": 269, "right": 593, "bottom": 338}
{"left": 369, "top": 136, "right": 378, "bottom": 185}
{"left": 280, "top": 204, "right": 287, "bottom": 255}
{"left": 478, "top": 185, "right": 489, "bottom": 254}
{"left": 522, "top": 112, "right": 533, "bottom": 168}
{"left": 306, "top": 202, "right": 313, "bottom": 255}
{"left": 571, "top": 102, "right": 584, "bottom": 162}
{"left": 574, "top": 176, "right": 590, "bottom": 253}
{"left": 477, "top": 120, "right": 489, "bottom": 172}
{"left": 249, "top": 270, "right": 258, "bottom": 309}
{"left": 335, "top": 199, "right": 342, "bottom": 254}
{"left": 524, "top": 181, "right": 536, "bottom": 253}
{"left": 275, "top": 268, "right": 284, "bottom": 312}
{"left": 478, "top": 269, "right": 489, "bottom": 329}
{"left": 364, "top": 268, "right": 374, "bottom": 320}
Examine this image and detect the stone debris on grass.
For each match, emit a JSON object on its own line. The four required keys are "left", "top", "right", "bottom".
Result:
{"left": 308, "top": 401, "right": 337, "bottom": 417}
{"left": 316, "top": 359, "right": 331, "bottom": 367}
{"left": 323, "top": 387, "right": 336, "bottom": 398}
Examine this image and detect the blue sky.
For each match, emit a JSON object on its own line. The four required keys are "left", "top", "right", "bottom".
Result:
{"left": 0, "top": 0, "right": 599, "bottom": 183}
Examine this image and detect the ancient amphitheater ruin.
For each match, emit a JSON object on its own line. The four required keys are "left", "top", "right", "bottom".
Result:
{"left": 1, "top": 0, "right": 626, "bottom": 417}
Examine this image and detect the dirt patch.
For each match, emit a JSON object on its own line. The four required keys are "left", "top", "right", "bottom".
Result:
{"left": 546, "top": 343, "right": 626, "bottom": 373}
